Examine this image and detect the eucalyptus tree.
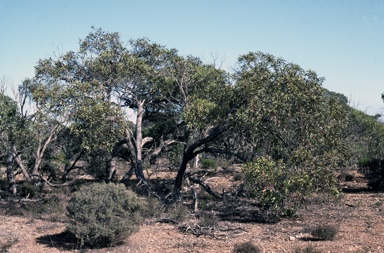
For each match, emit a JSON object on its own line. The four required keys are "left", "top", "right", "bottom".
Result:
{"left": 0, "top": 92, "right": 20, "bottom": 193}
{"left": 169, "top": 57, "right": 237, "bottom": 196}
{"left": 20, "top": 29, "right": 126, "bottom": 182}
{"left": 111, "top": 38, "right": 180, "bottom": 184}
{"left": 235, "top": 52, "right": 349, "bottom": 215}
{"left": 22, "top": 29, "right": 181, "bottom": 184}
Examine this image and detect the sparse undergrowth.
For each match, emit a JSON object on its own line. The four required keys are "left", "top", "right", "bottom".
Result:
{"left": 0, "top": 238, "right": 19, "bottom": 253}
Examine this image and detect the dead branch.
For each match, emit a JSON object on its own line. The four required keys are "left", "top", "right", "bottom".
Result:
{"left": 178, "top": 224, "right": 248, "bottom": 240}
{"left": 187, "top": 174, "right": 222, "bottom": 199}
{"left": 157, "top": 218, "right": 179, "bottom": 224}
{"left": 31, "top": 174, "right": 88, "bottom": 187}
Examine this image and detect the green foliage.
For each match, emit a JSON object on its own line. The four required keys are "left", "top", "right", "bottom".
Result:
{"left": 345, "top": 109, "right": 384, "bottom": 165}
{"left": 66, "top": 183, "right": 144, "bottom": 248}
{"left": 235, "top": 52, "right": 349, "bottom": 163}
{"left": 166, "top": 203, "right": 188, "bottom": 222}
{"left": 201, "top": 158, "right": 217, "bottom": 169}
{"left": 358, "top": 158, "right": 384, "bottom": 189}
{"left": 243, "top": 156, "right": 340, "bottom": 216}
{"left": 234, "top": 52, "right": 347, "bottom": 217}
{"left": 19, "top": 181, "right": 40, "bottom": 198}
{"left": 232, "top": 241, "right": 261, "bottom": 253}
{"left": 0, "top": 93, "right": 18, "bottom": 133}
{"left": 16, "top": 29, "right": 353, "bottom": 203}
{"left": 310, "top": 225, "right": 338, "bottom": 241}
{"left": 233, "top": 172, "right": 244, "bottom": 181}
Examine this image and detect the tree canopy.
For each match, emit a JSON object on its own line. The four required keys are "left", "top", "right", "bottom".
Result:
{"left": 1, "top": 29, "right": 370, "bottom": 214}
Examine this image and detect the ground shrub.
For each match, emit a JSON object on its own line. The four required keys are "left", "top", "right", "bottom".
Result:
{"left": 66, "top": 182, "right": 144, "bottom": 248}
{"left": 198, "top": 211, "right": 219, "bottom": 227}
{"left": 166, "top": 203, "right": 188, "bottom": 222}
{"left": 232, "top": 241, "right": 261, "bottom": 253}
{"left": 243, "top": 156, "right": 340, "bottom": 217}
{"left": 19, "top": 181, "right": 40, "bottom": 198}
{"left": 294, "top": 246, "right": 322, "bottom": 253}
{"left": 201, "top": 158, "right": 217, "bottom": 169}
{"left": 310, "top": 224, "right": 338, "bottom": 241}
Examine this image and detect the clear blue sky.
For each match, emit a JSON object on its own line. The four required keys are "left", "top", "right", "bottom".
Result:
{"left": 1, "top": 0, "right": 383, "bottom": 115}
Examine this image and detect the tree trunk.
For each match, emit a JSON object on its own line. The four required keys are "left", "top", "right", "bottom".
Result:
{"left": 106, "top": 140, "right": 127, "bottom": 182}
{"left": 173, "top": 124, "right": 228, "bottom": 197}
{"left": 32, "top": 125, "right": 60, "bottom": 176}
{"left": 6, "top": 149, "right": 16, "bottom": 195}
{"left": 62, "top": 149, "right": 85, "bottom": 182}
{"left": 107, "top": 155, "right": 117, "bottom": 182}
{"left": 119, "top": 129, "right": 136, "bottom": 182}
{"left": 174, "top": 149, "right": 194, "bottom": 196}
{"left": 13, "top": 146, "right": 31, "bottom": 181}
{"left": 134, "top": 100, "right": 146, "bottom": 183}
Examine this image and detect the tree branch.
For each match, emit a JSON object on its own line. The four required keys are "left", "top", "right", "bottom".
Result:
{"left": 187, "top": 174, "right": 222, "bottom": 199}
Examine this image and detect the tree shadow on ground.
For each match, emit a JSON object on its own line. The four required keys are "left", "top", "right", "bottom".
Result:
{"left": 299, "top": 237, "right": 325, "bottom": 242}
{"left": 219, "top": 209, "right": 280, "bottom": 224}
{"left": 217, "top": 197, "right": 280, "bottom": 224}
{"left": 36, "top": 230, "right": 78, "bottom": 251}
{"left": 341, "top": 187, "right": 379, "bottom": 193}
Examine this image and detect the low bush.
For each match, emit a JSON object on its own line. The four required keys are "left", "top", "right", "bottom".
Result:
{"left": 19, "top": 181, "right": 40, "bottom": 198}
{"left": 294, "top": 246, "right": 322, "bottom": 253}
{"left": 198, "top": 211, "right": 219, "bottom": 227}
{"left": 310, "top": 224, "right": 338, "bottom": 241}
{"left": 66, "top": 182, "right": 144, "bottom": 248}
{"left": 201, "top": 158, "right": 217, "bottom": 170}
{"left": 243, "top": 156, "right": 340, "bottom": 217}
{"left": 232, "top": 241, "right": 261, "bottom": 253}
{"left": 167, "top": 203, "right": 188, "bottom": 222}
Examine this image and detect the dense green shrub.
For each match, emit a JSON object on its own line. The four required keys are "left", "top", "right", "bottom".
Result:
{"left": 232, "top": 241, "right": 261, "bottom": 253}
{"left": 19, "top": 181, "right": 40, "bottom": 198}
{"left": 310, "top": 225, "right": 338, "bottom": 241}
{"left": 66, "top": 183, "right": 144, "bottom": 248}
{"left": 201, "top": 158, "right": 217, "bottom": 169}
{"left": 243, "top": 156, "right": 340, "bottom": 217}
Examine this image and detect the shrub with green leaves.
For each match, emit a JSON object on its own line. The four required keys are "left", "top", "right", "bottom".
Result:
{"left": 232, "top": 241, "right": 261, "bottom": 253}
{"left": 201, "top": 158, "right": 217, "bottom": 169}
{"left": 66, "top": 183, "right": 144, "bottom": 248}
{"left": 243, "top": 155, "right": 340, "bottom": 217}
{"left": 310, "top": 225, "right": 338, "bottom": 241}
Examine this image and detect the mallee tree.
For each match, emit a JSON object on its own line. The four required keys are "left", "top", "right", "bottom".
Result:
{"left": 2, "top": 29, "right": 349, "bottom": 213}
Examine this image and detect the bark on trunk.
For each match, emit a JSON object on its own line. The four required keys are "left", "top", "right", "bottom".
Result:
{"left": 173, "top": 124, "right": 228, "bottom": 197}
{"left": 32, "top": 125, "right": 59, "bottom": 176}
{"left": 120, "top": 99, "right": 147, "bottom": 183}
{"left": 62, "top": 150, "right": 85, "bottom": 182}
{"left": 107, "top": 155, "right": 117, "bottom": 182}
{"left": 6, "top": 150, "right": 16, "bottom": 195}
{"left": 13, "top": 146, "right": 31, "bottom": 181}
{"left": 174, "top": 150, "right": 194, "bottom": 197}
{"left": 121, "top": 165, "right": 135, "bottom": 183}
{"left": 134, "top": 100, "right": 146, "bottom": 182}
